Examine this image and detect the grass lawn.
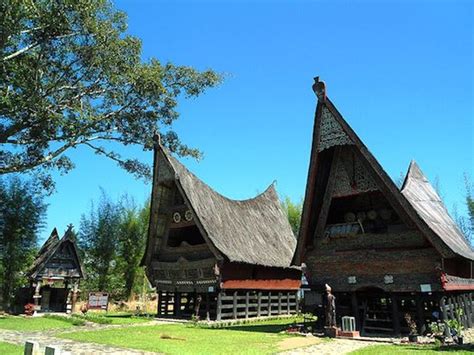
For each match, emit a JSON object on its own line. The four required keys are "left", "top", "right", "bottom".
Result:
{"left": 0, "top": 316, "right": 74, "bottom": 331}
{"left": 102, "top": 313, "right": 151, "bottom": 325}
{"left": 0, "top": 342, "right": 24, "bottom": 355}
{"left": 59, "top": 317, "right": 317, "bottom": 354}
{"left": 350, "top": 344, "right": 474, "bottom": 354}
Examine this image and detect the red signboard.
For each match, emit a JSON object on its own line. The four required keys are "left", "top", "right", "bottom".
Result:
{"left": 88, "top": 292, "right": 109, "bottom": 310}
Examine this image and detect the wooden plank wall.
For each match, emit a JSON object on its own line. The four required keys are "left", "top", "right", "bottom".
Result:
{"left": 216, "top": 290, "right": 298, "bottom": 320}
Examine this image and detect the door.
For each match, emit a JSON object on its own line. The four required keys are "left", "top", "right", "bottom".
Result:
{"left": 41, "top": 288, "right": 51, "bottom": 311}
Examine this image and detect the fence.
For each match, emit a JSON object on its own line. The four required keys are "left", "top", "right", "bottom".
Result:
{"left": 440, "top": 292, "right": 474, "bottom": 329}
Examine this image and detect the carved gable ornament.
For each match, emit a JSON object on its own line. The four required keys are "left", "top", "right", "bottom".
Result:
{"left": 318, "top": 107, "right": 354, "bottom": 152}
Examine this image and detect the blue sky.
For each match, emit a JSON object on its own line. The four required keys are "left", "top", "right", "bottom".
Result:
{"left": 41, "top": 0, "right": 473, "bottom": 242}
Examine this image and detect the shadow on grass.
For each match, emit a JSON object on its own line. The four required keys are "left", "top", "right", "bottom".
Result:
{"left": 388, "top": 344, "right": 474, "bottom": 353}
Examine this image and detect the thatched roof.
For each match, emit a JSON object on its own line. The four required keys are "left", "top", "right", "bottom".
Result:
{"left": 401, "top": 161, "right": 474, "bottom": 260}
{"left": 28, "top": 226, "right": 85, "bottom": 279}
{"left": 159, "top": 147, "right": 297, "bottom": 268}
{"left": 295, "top": 78, "right": 474, "bottom": 263}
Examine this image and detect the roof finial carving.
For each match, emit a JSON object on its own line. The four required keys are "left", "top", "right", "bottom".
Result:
{"left": 152, "top": 130, "right": 161, "bottom": 147}
{"left": 312, "top": 76, "right": 326, "bottom": 102}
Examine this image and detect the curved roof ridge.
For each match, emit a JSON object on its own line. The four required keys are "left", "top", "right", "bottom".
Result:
{"left": 160, "top": 147, "right": 296, "bottom": 268}
{"left": 163, "top": 148, "right": 277, "bottom": 204}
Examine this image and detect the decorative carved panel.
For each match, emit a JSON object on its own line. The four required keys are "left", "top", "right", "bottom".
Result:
{"left": 332, "top": 149, "right": 379, "bottom": 197}
{"left": 318, "top": 107, "right": 354, "bottom": 152}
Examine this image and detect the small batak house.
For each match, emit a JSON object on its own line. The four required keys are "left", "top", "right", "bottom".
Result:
{"left": 142, "top": 138, "right": 301, "bottom": 320}
{"left": 295, "top": 78, "right": 474, "bottom": 335}
{"left": 26, "top": 226, "right": 84, "bottom": 313}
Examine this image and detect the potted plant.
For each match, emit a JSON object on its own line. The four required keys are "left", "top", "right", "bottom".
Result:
{"left": 404, "top": 313, "right": 418, "bottom": 342}
{"left": 429, "top": 321, "right": 446, "bottom": 344}
{"left": 446, "top": 316, "right": 464, "bottom": 345}
{"left": 24, "top": 303, "right": 35, "bottom": 316}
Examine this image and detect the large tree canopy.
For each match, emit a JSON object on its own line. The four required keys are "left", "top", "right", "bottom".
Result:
{"left": 0, "top": 0, "right": 221, "bottom": 190}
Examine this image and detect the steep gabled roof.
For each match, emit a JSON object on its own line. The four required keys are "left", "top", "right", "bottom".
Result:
{"left": 401, "top": 161, "right": 474, "bottom": 260}
{"left": 28, "top": 226, "right": 85, "bottom": 279}
{"left": 146, "top": 143, "right": 297, "bottom": 268}
{"left": 294, "top": 78, "right": 473, "bottom": 264}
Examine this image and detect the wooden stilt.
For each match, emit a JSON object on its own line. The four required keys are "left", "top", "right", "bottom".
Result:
{"left": 245, "top": 291, "right": 249, "bottom": 319}
{"left": 216, "top": 291, "right": 222, "bottom": 321}
{"left": 351, "top": 293, "right": 359, "bottom": 330}
{"left": 391, "top": 294, "right": 401, "bottom": 335}
{"left": 257, "top": 291, "right": 262, "bottom": 317}
{"left": 233, "top": 291, "right": 238, "bottom": 319}
{"left": 175, "top": 292, "right": 182, "bottom": 317}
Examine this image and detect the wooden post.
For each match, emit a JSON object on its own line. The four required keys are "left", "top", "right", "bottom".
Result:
{"left": 391, "top": 294, "right": 401, "bottom": 335}
{"left": 216, "top": 292, "right": 222, "bottom": 321}
{"left": 233, "top": 291, "right": 238, "bottom": 319}
{"left": 287, "top": 293, "right": 291, "bottom": 314}
{"left": 205, "top": 293, "right": 210, "bottom": 321}
{"left": 415, "top": 294, "right": 424, "bottom": 332}
{"left": 245, "top": 291, "right": 249, "bottom": 319}
{"left": 351, "top": 293, "right": 359, "bottom": 330}
{"left": 462, "top": 294, "right": 471, "bottom": 328}
{"left": 278, "top": 292, "right": 282, "bottom": 315}
{"left": 257, "top": 291, "right": 262, "bottom": 317}
{"left": 440, "top": 296, "right": 447, "bottom": 321}
{"left": 157, "top": 291, "right": 163, "bottom": 316}
{"left": 268, "top": 292, "right": 272, "bottom": 316}
{"left": 174, "top": 292, "right": 181, "bottom": 317}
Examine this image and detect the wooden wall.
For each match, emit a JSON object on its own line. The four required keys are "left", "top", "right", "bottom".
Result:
{"left": 305, "top": 230, "right": 443, "bottom": 292}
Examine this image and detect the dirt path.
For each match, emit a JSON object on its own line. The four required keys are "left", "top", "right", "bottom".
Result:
{"left": 280, "top": 338, "right": 377, "bottom": 354}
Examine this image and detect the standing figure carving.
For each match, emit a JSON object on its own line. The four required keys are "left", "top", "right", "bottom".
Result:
{"left": 325, "top": 284, "right": 336, "bottom": 327}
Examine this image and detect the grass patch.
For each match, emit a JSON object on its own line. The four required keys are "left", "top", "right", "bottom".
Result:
{"left": 72, "top": 312, "right": 150, "bottom": 325}
{"left": 44, "top": 314, "right": 86, "bottom": 326}
{"left": 0, "top": 342, "right": 23, "bottom": 355}
{"left": 59, "top": 316, "right": 307, "bottom": 354}
{"left": 0, "top": 315, "right": 74, "bottom": 331}
{"left": 350, "top": 344, "right": 474, "bottom": 354}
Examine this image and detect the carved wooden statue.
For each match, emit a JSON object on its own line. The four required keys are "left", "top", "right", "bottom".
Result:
{"left": 325, "top": 284, "right": 336, "bottom": 327}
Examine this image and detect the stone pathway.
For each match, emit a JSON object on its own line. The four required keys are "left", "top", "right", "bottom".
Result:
{"left": 280, "top": 338, "right": 378, "bottom": 354}
{"left": 0, "top": 321, "right": 167, "bottom": 354}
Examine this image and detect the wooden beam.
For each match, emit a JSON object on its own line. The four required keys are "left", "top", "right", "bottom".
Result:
{"left": 312, "top": 146, "right": 341, "bottom": 241}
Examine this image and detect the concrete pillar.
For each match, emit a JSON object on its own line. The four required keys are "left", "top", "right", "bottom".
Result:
{"left": 24, "top": 341, "right": 40, "bottom": 355}
{"left": 45, "top": 345, "right": 61, "bottom": 355}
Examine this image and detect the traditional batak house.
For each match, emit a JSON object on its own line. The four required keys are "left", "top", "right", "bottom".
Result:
{"left": 26, "top": 226, "right": 84, "bottom": 313}
{"left": 295, "top": 78, "right": 474, "bottom": 335}
{"left": 142, "top": 137, "right": 301, "bottom": 320}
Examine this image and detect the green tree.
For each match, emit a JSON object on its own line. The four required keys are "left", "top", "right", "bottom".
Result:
{"left": 79, "top": 190, "right": 121, "bottom": 293}
{"left": 455, "top": 175, "right": 474, "bottom": 246}
{"left": 0, "top": 177, "right": 46, "bottom": 310}
{"left": 281, "top": 196, "right": 302, "bottom": 236}
{"left": 0, "top": 0, "right": 222, "bottom": 191}
{"left": 117, "top": 198, "right": 149, "bottom": 300}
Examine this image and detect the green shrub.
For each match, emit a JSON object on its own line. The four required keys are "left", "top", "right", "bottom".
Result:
{"left": 72, "top": 313, "right": 112, "bottom": 324}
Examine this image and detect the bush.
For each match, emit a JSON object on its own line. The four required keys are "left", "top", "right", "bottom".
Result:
{"left": 72, "top": 313, "right": 112, "bottom": 324}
